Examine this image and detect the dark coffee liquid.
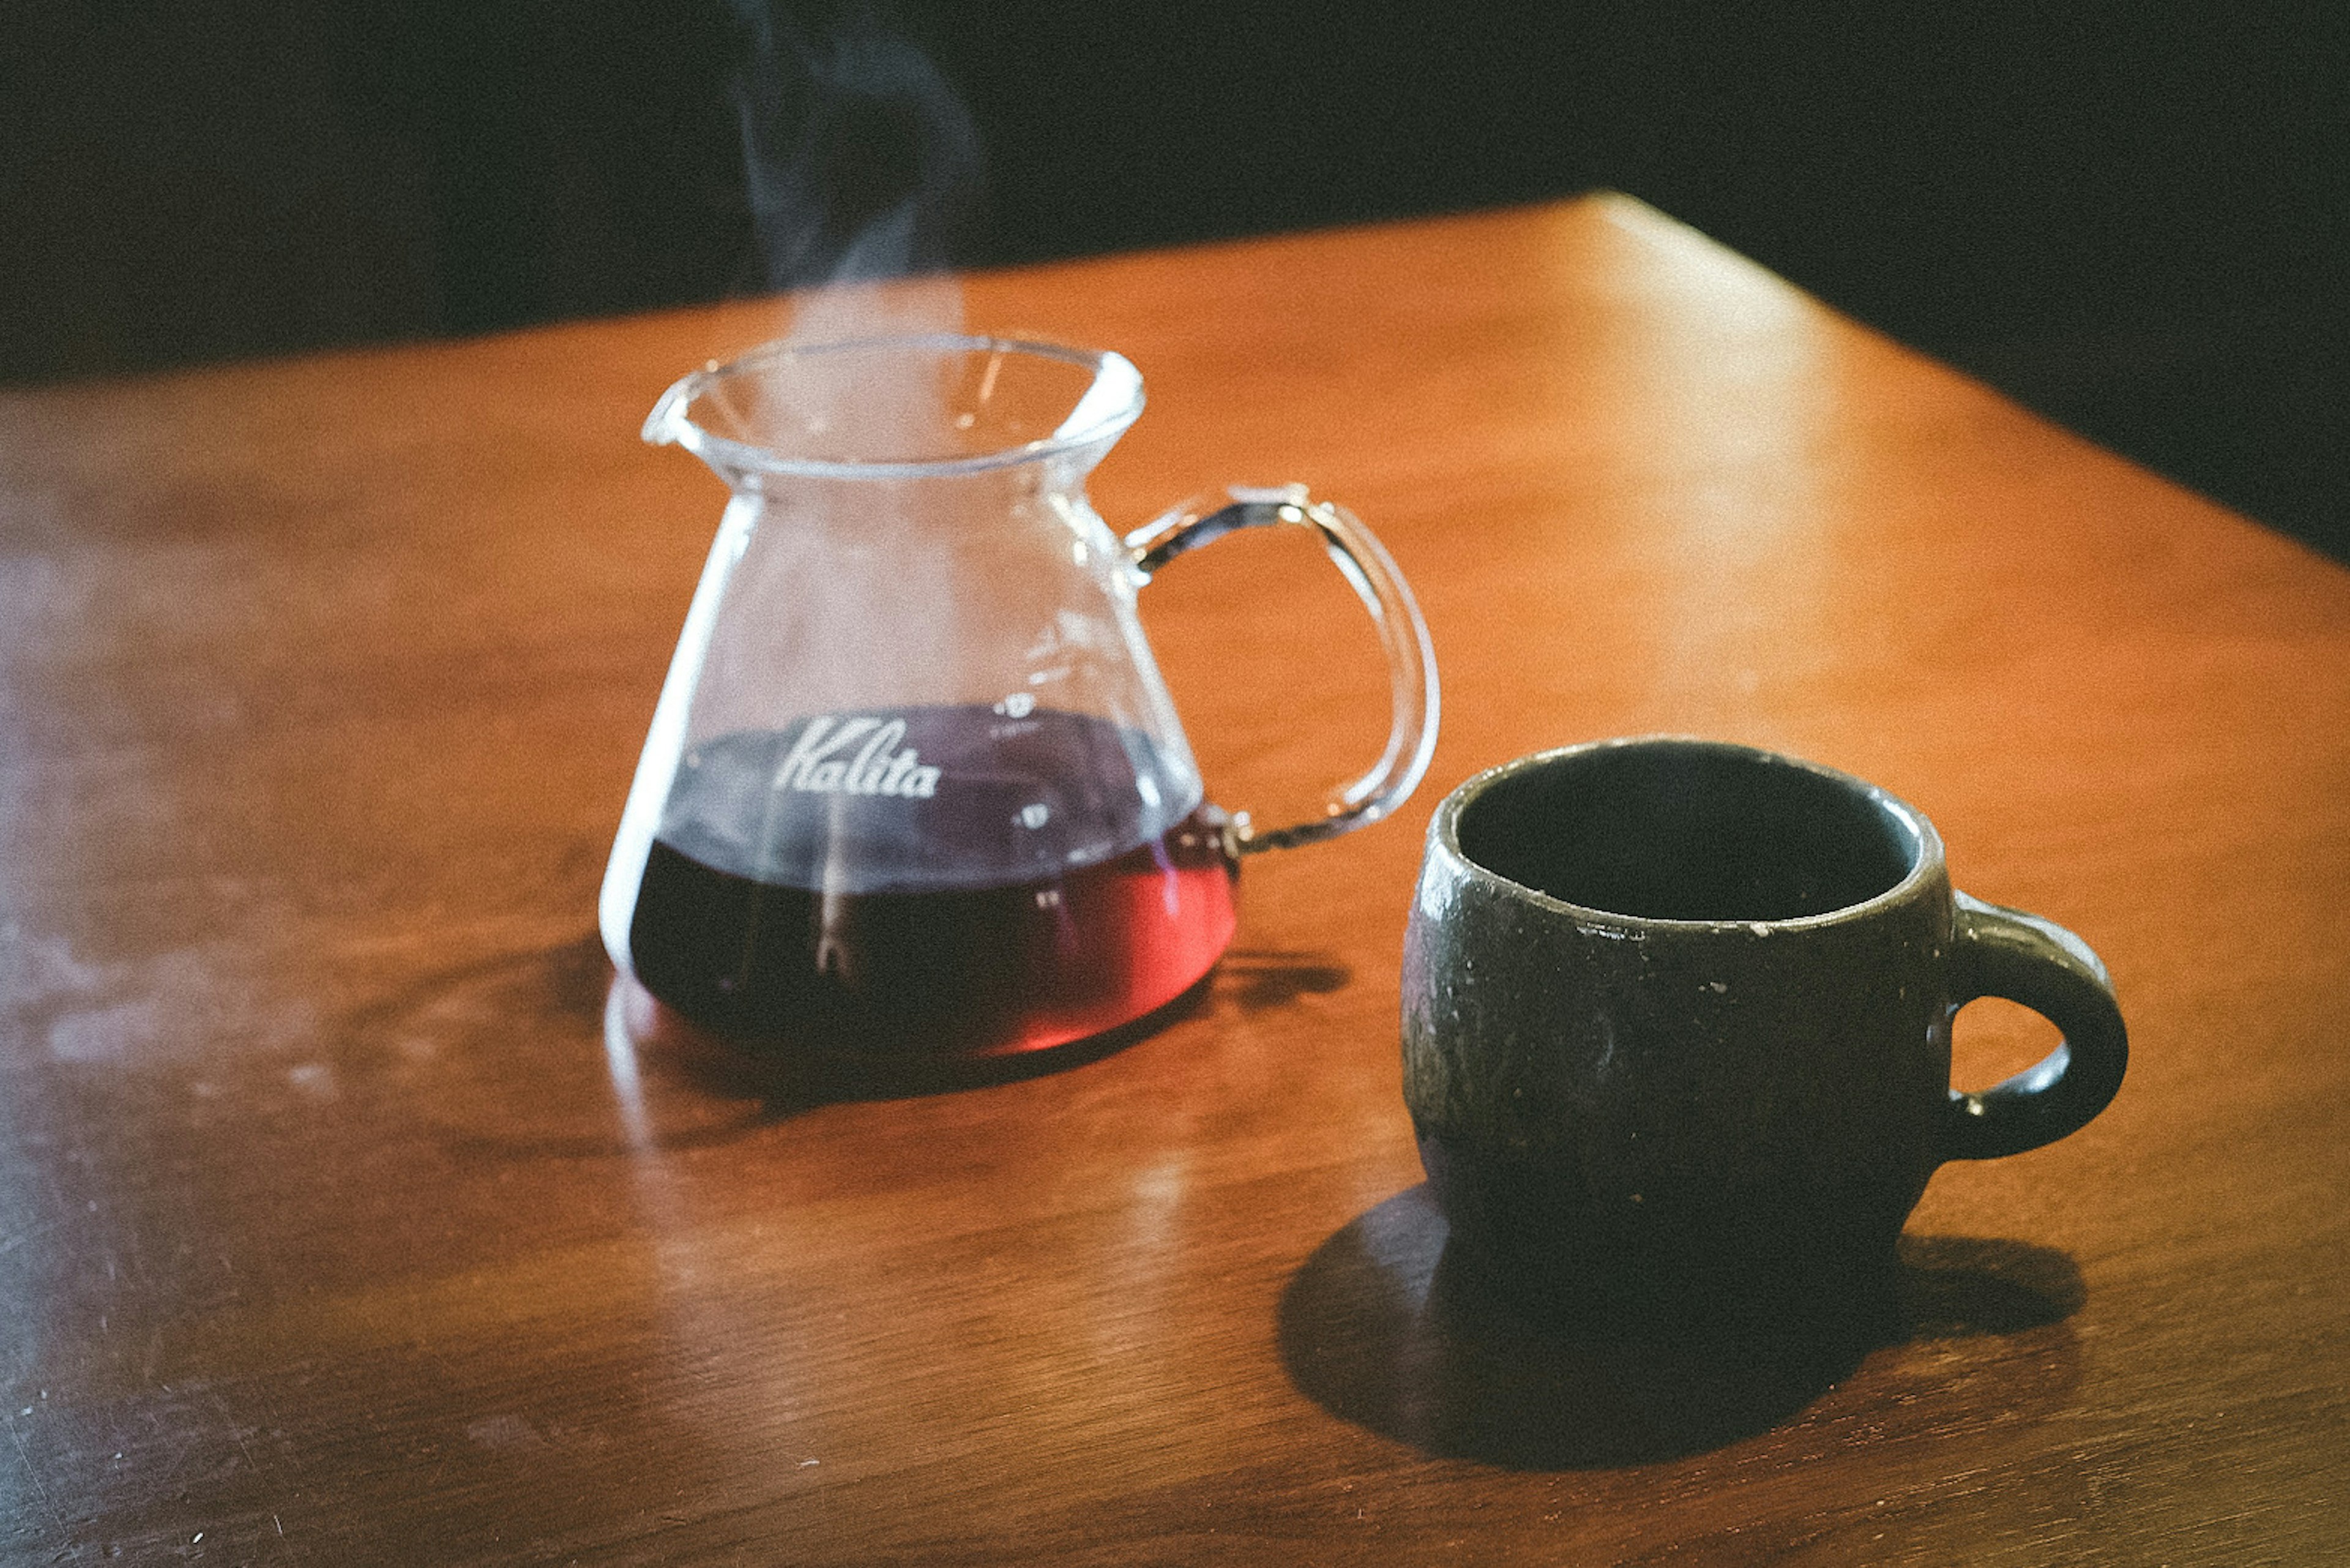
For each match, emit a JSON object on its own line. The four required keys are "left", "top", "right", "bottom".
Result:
{"left": 625, "top": 707, "right": 1237, "bottom": 1057}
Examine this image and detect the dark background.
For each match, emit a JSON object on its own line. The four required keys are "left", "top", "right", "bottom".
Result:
{"left": 5, "top": 1, "right": 2344, "bottom": 558}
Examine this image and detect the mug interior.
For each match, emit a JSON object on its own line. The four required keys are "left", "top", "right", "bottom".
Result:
{"left": 1455, "top": 742, "right": 1922, "bottom": 922}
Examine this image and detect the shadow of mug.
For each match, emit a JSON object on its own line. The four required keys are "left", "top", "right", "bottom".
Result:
{"left": 1279, "top": 1185, "right": 2083, "bottom": 1469}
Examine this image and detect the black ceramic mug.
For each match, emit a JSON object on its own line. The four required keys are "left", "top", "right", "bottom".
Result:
{"left": 1401, "top": 737, "right": 2127, "bottom": 1320}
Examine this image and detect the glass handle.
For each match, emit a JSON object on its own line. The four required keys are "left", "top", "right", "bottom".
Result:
{"left": 1127, "top": 484, "right": 1440, "bottom": 853}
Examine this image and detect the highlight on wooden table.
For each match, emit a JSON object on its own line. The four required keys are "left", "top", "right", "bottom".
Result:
{"left": 1, "top": 194, "right": 2346, "bottom": 1562}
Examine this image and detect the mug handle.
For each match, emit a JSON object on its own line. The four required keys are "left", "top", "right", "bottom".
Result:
{"left": 1126, "top": 484, "right": 1440, "bottom": 852}
{"left": 1941, "top": 891, "right": 2130, "bottom": 1160}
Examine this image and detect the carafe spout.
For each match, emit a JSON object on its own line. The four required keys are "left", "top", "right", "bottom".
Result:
{"left": 641, "top": 368, "right": 704, "bottom": 449}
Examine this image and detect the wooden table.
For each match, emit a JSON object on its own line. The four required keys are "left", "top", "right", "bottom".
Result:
{"left": 4, "top": 194, "right": 2346, "bottom": 1563}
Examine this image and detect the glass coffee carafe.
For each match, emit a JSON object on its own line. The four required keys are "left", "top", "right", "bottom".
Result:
{"left": 600, "top": 334, "right": 1438, "bottom": 1062}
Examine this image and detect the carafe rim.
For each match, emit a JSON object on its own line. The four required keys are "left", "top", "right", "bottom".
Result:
{"left": 643, "top": 332, "right": 1146, "bottom": 481}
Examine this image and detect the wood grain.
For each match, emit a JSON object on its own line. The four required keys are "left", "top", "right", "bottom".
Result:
{"left": 2, "top": 195, "right": 2346, "bottom": 1563}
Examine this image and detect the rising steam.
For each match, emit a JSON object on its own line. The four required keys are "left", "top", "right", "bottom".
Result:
{"left": 729, "top": 0, "right": 983, "bottom": 303}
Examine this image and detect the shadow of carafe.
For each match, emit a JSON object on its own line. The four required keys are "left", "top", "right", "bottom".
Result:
{"left": 610, "top": 943, "right": 1352, "bottom": 1107}
{"left": 345, "top": 935, "right": 783, "bottom": 1159}
{"left": 609, "top": 964, "right": 1213, "bottom": 1106}
{"left": 352, "top": 935, "right": 1356, "bottom": 1158}
{"left": 1278, "top": 1184, "right": 2084, "bottom": 1469}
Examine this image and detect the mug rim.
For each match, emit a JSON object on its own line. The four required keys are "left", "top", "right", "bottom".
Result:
{"left": 643, "top": 332, "right": 1147, "bottom": 480}
{"left": 1430, "top": 735, "right": 1944, "bottom": 932}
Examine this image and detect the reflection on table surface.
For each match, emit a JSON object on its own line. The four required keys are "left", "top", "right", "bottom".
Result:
{"left": 2, "top": 194, "right": 2346, "bottom": 1562}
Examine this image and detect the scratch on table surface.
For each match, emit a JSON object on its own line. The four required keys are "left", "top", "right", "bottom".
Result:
{"left": 3, "top": 1406, "right": 61, "bottom": 1532}
{"left": 237, "top": 1426, "right": 262, "bottom": 1471}
{"left": 0, "top": 1217, "right": 58, "bottom": 1256}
